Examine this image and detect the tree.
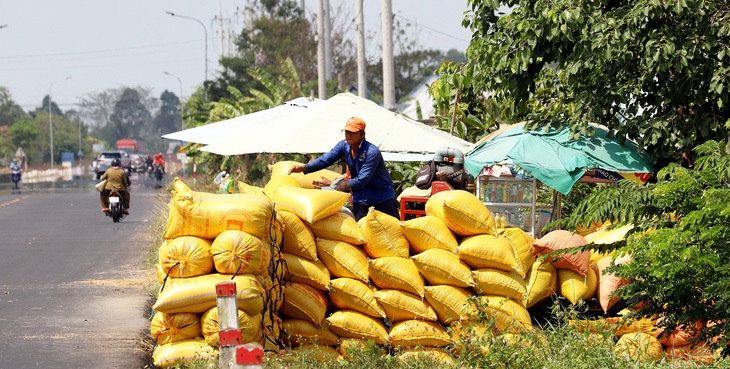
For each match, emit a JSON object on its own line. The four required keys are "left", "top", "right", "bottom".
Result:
{"left": 78, "top": 89, "right": 120, "bottom": 130}
{"left": 153, "top": 90, "right": 182, "bottom": 136}
{"left": 9, "top": 120, "right": 39, "bottom": 163}
{"left": 102, "top": 87, "right": 155, "bottom": 144}
{"left": 560, "top": 139, "right": 730, "bottom": 354}
{"left": 213, "top": 1, "right": 316, "bottom": 103}
{"left": 0, "top": 87, "right": 27, "bottom": 127}
{"left": 435, "top": 0, "right": 730, "bottom": 163}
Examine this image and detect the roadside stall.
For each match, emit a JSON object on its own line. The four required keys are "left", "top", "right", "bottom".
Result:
{"left": 465, "top": 122, "right": 654, "bottom": 237}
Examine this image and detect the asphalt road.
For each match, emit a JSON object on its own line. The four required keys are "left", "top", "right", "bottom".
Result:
{"left": 0, "top": 173, "right": 168, "bottom": 368}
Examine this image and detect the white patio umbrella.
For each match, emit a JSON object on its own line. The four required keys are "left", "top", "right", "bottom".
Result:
{"left": 199, "top": 92, "right": 473, "bottom": 160}
{"left": 160, "top": 97, "right": 320, "bottom": 145}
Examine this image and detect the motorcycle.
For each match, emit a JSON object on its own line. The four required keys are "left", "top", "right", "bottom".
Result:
{"left": 11, "top": 168, "right": 21, "bottom": 189}
{"left": 105, "top": 188, "right": 125, "bottom": 223}
{"left": 153, "top": 163, "right": 164, "bottom": 187}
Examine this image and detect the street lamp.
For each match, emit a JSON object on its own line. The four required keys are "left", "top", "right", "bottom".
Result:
{"left": 166, "top": 11, "right": 208, "bottom": 100}
{"left": 49, "top": 76, "right": 70, "bottom": 169}
{"left": 163, "top": 71, "right": 184, "bottom": 131}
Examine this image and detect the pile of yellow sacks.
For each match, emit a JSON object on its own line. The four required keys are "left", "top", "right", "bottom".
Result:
{"left": 148, "top": 163, "right": 713, "bottom": 367}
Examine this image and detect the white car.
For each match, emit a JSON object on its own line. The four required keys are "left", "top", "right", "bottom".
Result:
{"left": 92, "top": 151, "right": 131, "bottom": 179}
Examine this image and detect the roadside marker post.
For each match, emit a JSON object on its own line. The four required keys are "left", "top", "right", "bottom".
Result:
{"left": 216, "top": 281, "right": 241, "bottom": 369}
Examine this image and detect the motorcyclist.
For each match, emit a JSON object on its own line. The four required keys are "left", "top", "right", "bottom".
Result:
{"left": 152, "top": 153, "right": 165, "bottom": 174}
{"left": 145, "top": 154, "right": 153, "bottom": 171}
{"left": 100, "top": 158, "right": 130, "bottom": 214}
{"left": 10, "top": 158, "right": 21, "bottom": 188}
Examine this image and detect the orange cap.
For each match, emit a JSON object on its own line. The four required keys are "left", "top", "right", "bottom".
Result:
{"left": 343, "top": 117, "right": 366, "bottom": 132}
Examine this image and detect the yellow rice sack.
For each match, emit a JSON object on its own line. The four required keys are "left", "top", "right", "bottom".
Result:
{"left": 237, "top": 181, "right": 265, "bottom": 195}
{"left": 614, "top": 332, "right": 663, "bottom": 362}
{"left": 158, "top": 236, "right": 215, "bottom": 279}
{"left": 389, "top": 320, "right": 451, "bottom": 348}
{"left": 165, "top": 178, "right": 274, "bottom": 240}
{"left": 397, "top": 347, "right": 454, "bottom": 365}
{"left": 309, "top": 212, "right": 366, "bottom": 245}
{"left": 279, "top": 210, "right": 318, "bottom": 261}
{"left": 264, "top": 174, "right": 302, "bottom": 196}
{"left": 558, "top": 267, "right": 598, "bottom": 305}
{"left": 457, "top": 234, "right": 522, "bottom": 275}
{"left": 498, "top": 227, "right": 536, "bottom": 278}
{"left": 360, "top": 209, "right": 410, "bottom": 258}
{"left": 524, "top": 259, "right": 558, "bottom": 308}
{"left": 400, "top": 216, "right": 459, "bottom": 253}
{"left": 287, "top": 345, "right": 343, "bottom": 362}
{"left": 425, "top": 190, "right": 496, "bottom": 236}
{"left": 150, "top": 312, "right": 202, "bottom": 345}
{"left": 368, "top": 257, "right": 425, "bottom": 298}
{"left": 282, "top": 253, "right": 330, "bottom": 291}
{"left": 281, "top": 253, "right": 330, "bottom": 291}
{"left": 273, "top": 185, "right": 349, "bottom": 224}
{"left": 471, "top": 268, "right": 527, "bottom": 302}
{"left": 326, "top": 310, "right": 389, "bottom": 344}
{"left": 200, "top": 307, "right": 262, "bottom": 347}
{"left": 373, "top": 289, "right": 438, "bottom": 322}
{"left": 153, "top": 273, "right": 264, "bottom": 316}
{"left": 411, "top": 249, "right": 475, "bottom": 288}
{"left": 316, "top": 238, "right": 369, "bottom": 283}
{"left": 477, "top": 295, "right": 533, "bottom": 333}
{"left": 152, "top": 338, "right": 217, "bottom": 368}
{"left": 280, "top": 282, "right": 328, "bottom": 326}
{"left": 268, "top": 161, "right": 343, "bottom": 189}
{"left": 424, "top": 285, "right": 477, "bottom": 326}
{"left": 210, "top": 230, "right": 271, "bottom": 275}
{"left": 329, "top": 278, "right": 385, "bottom": 318}
{"left": 281, "top": 318, "right": 340, "bottom": 346}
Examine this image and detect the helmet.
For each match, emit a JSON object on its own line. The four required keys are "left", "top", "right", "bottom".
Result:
{"left": 111, "top": 159, "right": 121, "bottom": 167}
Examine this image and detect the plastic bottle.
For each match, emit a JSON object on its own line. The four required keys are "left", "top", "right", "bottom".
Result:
{"left": 502, "top": 183, "right": 510, "bottom": 203}
{"left": 494, "top": 212, "right": 502, "bottom": 228}
{"left": 495, "top": 183, "right": 503, "bottom": 203}
{"left": 490, "top": 183, "right": 497, "bottom": 202}
{"left": 511, "top": 185, "right": 518, "bottom": 203}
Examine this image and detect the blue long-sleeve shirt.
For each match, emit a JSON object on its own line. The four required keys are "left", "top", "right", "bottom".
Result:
{"left": 304, "top": 139, "right": 396, "bottom": 206}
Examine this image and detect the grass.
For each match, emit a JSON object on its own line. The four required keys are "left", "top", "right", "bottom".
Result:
{"left": 158, "top": 302, "right": 729, "bottom": 369}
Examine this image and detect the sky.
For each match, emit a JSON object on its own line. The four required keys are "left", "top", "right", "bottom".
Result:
{"left": 0, "top": 1, "right": 473, "bottom": 112}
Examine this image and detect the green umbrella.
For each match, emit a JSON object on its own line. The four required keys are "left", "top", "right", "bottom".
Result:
{"left": 464, "top": 123, "right": 654, "bottom": 194}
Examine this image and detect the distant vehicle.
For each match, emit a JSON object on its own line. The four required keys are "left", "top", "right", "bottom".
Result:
{"left": 129, "top": 154, "right": 147, "bottom": 173}
{"left": 116, "top": 139, "right": 138, "bottom": 152}
{"left": 92, "top": 151, "right": 131, "bottom": 179}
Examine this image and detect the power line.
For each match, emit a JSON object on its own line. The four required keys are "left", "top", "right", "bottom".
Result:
{"left": 0, "top": 40, "right": 201, "bottom": 61}
{"left": 393, "top": 13, "right": 470, "bottom": 44}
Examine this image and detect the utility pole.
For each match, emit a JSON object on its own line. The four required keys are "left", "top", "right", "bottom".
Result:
{"left": 381, "top": 0, "right": 396, "bottom": 110}
{"left": 356, "top": 0, "right": 367, "bottom": 97}
{"left": 316, "top": 0, "right": 326, "bottom": 99}
{"left": 323, "top": 0, "right": 332, "bottom": 80}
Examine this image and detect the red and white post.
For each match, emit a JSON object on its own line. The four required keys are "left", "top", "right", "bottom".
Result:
{"left": 216, "top": 281, "right": 241, "bottom": 369}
